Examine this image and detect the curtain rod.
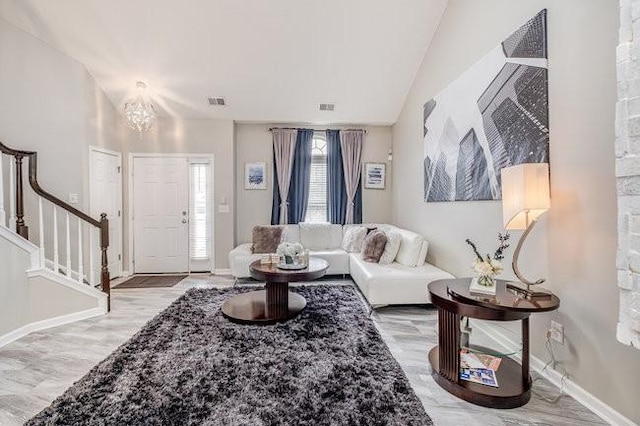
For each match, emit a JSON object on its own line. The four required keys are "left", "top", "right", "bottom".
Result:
{"left": 268, "top": 127, "right": 367, "bottom": 133}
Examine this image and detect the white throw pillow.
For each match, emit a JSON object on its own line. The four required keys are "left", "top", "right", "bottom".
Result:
{"left": 395, "top": 229, "right": 424, "bottom": 267}
{"left": 416, "top": 240, "right": 429, "bottom": 266}
{"left": 378, "top": 231, "right": 401, "bottom": 265}
{"left": 300, "top": 222, "right": 332, "bottom": 249}
{"left": 342, "top": 226, "right": 367, "bottom": 253}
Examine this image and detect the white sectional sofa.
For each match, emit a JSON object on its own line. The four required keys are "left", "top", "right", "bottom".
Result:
{"left": 228, "top": 223, "right": 454, "bottom": 307}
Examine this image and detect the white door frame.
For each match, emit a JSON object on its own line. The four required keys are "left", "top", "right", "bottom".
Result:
{"left": 89, "top": 146, "right": 123, "bottom": 278}
{"left": 128, "top": 153, "right": 215, "bottom": 275}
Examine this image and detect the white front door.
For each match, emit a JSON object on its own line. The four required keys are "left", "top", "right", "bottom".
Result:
{"left": 89, "top": 148, "right": 122, "bottom": 279}
{"left": 133, "top": 157, "right": 189, "bottom": 273}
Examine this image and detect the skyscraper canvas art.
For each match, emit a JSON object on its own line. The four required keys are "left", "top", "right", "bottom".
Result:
{"left": 423, "top": 10, "right": 549, "bottom": 202}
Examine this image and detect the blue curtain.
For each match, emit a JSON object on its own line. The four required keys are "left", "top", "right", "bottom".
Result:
{"left": 288, "top": 129, "right": 313, "bottom": 223}
{"left": 326, "top": 129, "right": 362, "bottom": 224}
{"left": 271, "top": 129, "right": 313, "bottom": 224}
{"left": 326, "top": 130, "right": 345, "bottom": 224}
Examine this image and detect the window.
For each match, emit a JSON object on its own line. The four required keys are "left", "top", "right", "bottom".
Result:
{"left": 305, "top": 135, "right": 327, "bottom": 222}
{"left": 189, "top": 161, "right": 211, "bottom": 261}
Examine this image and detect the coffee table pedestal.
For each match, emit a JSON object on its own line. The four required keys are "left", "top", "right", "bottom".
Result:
{"left": 221, "top": 286, "right": 306, "bottom": 324}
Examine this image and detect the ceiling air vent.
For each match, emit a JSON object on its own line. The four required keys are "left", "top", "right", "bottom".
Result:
{"left": 319, "top": 103, "right": 335, "bottom": 111}
{"left": 208, "top": 97, "right": 226, "bottom": 106}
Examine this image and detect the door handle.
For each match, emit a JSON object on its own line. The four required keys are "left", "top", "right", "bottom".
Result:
{"left": 182, "top": 219, "right": 187, "bottom": 224}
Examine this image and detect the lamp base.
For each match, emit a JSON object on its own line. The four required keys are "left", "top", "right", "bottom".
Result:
{"left": 506, "top": 282, "right": 552, "bottom": 300}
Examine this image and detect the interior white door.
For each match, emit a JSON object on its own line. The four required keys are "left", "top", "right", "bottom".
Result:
{"left": 89, "top": 148, "right": 122, "bottom": 279}
{"left": 133, "top": 157, "right": 189, "bottom": 273}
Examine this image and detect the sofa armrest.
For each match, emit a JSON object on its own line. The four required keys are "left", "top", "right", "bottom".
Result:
{"left": 229, "top": 243, "right": 257, "bottom": 278}
{"left": 230, "top": 242, "right": 253, "bottom": 257}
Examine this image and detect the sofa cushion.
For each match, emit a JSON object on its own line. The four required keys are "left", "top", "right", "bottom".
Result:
{"left": 395, "top": 228, "right": 425, "bottom": 267}
{"left": 309, "top": 249, "right": 350, "bottom": 275}
{"left": 361, "top": 230, "right": 387, "bottom": 263}
{"left": 342, "top": 226, "right": 367, "bottom": 253}
{"left": 282, "top": 225, "right": 300, "bottom": 243}
{"left": 379, "top": 230, "right": 401, "bottom": 265}
{"left": 349, "top": 253, "right": 454, "bottom": 305}
{"left": 251, "top": 226, "right": 283, "bottom": 253}
{"left": 300, "top": 223, "right": 334, "bottom": 249}
{"left": 416, "top": 240, "right": 429, "bottom": 266}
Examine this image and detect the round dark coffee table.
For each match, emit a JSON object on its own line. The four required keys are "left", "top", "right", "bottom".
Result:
{"left": 221, "top": 257, "right": 329, "bottom": 325}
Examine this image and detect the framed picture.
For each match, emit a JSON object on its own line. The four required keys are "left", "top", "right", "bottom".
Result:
{"left": 245, "top": 162, "right": 266, "bottom": 190}
{"left": 364, "top": 163, "right": 386, "bottom": 189}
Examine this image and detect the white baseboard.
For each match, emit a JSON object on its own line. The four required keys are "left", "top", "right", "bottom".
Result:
{"left": 214, "top": 268, "right": 231, "bottom": 275}
{"left": 0, "top": 307, "right": 106, "bottom": 348}
{"left": 473, "top": 321, "right": 636, "bottom": 426}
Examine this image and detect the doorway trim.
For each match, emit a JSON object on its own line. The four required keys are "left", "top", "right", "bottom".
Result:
{"left": 89, "top": 146, "right": 123, "bottom": 278}
{"left": 127, "top": 152, "right": 215, "bottom": 275}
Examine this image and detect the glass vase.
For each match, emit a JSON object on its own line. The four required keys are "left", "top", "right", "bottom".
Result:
{"left": 477, "top": 275, "right": 496, "bottom": 287}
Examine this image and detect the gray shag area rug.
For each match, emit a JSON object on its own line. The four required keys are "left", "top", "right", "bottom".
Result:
{"left": 27, "top": 285, "right": 433, "bottom": 426}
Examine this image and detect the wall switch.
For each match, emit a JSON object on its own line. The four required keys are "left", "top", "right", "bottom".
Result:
{"left": 218, "top": 205, "right": 230, "bottom": 213}
{"left": 549, "top": 320, "right": 564, "bottom": 344}
{"left": 69, "top": 194, "right": 79, "bottom": 204}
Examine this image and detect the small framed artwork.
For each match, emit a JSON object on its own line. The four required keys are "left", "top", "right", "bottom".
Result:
{"left": 364, "top": 162, "right": 386, "bottom": 189}
{"left": 245, "top": 162, "right": 267, "bottom": 190}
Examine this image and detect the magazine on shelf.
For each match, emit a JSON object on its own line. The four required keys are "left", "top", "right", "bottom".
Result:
{"left": 459, "top": 349, "right": 502, "bottom": 388}
{"left": 459, "top": 367, "right": 499, "bottom": 387}
{"left": 460, "top": 349, "right": 502, "bottom": 371}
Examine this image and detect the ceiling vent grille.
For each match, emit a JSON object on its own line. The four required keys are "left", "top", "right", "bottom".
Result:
{"left": 208, "top": 97, "right": 226, "bottom": 106}
{"left": 319, "top": 103, "right": 335, "bottom": 111}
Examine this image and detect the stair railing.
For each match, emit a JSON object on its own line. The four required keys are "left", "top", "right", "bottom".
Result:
{"left": 0, "top": 140, "right": 110, "bottom": 310}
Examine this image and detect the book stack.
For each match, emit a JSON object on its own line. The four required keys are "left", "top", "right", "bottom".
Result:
{"left": 459, "top": 349, "right": 502, "bottom": 388}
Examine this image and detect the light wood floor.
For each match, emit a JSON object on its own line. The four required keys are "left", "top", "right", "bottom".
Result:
{"left": 0, "top": 276, "right": 606, "bottom": 425}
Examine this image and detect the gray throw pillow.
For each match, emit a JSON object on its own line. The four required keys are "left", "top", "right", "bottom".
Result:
{"left": 251, "top": 226, "right": 283, "bottom": 253}
{"left": 361, "top": 229, "right": 388, "bottom": 263}
{"left": 342, "top": 226, "right": 367, "bottom": 253}
{"left": 379, "top": 230, "right": 402, "bottom": 265}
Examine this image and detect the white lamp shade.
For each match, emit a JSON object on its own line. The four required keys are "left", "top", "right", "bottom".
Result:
{"left": 501, "top": 163, "right": 550, "bottom": 230}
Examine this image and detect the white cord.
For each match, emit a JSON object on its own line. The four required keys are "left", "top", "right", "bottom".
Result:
{"left": 531, "top": 331, "right": 568, "bottom": 403}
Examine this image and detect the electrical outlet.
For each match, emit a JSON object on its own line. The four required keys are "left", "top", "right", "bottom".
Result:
{"left": 549, "top": 320, "right": 564, "bottom": 344}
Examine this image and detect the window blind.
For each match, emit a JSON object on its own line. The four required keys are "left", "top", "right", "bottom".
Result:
{"left": 189, "top": 161, "right": 211, "bottom": 260}
{"left": 305, "top": 136, "right": 328, "bottom": 223}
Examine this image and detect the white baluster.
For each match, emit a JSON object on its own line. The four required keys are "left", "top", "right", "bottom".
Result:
{"left": 9, "top": 159, "right": 15, "bottom": 230}
{"left": 65, "top": 212, "right": 71, "bottom": 279}
{"left": 53, "top": 207, "right": 59, "bottom": 272}
{"left": 0, "top": 155, "right": 5, "bottom": 227}
{"left": 38, "top": 197, "right": 45, "bottom": 267}
{"left": 77, "top": 219, "right": 83, "bottom": 284}
{"left": 89, "top": 226, "right": 95, "bottom": 286}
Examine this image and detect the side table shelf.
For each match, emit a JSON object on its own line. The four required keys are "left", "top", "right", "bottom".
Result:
{"left": 427, "top": 278, "right": 560, "bottom": 409}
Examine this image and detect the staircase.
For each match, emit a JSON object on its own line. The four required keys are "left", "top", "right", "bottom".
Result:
{"left": 0, "top": 140, "right": 110, "bottom": 346}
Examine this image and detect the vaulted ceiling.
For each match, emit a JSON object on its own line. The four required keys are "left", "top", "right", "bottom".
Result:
{"left": 0, "top": 0, "right": 447, "bottom": 124}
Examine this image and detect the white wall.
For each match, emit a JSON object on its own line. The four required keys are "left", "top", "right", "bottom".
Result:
{"left": 393, "top": 0, "right": 640, "bottom": 422}
{"left": 122, "top": 117, "right": 235, "bottom": 271}
{"left": 0, "top": 230, "right": 31, "bottom": 336}
{"left": 234, "top": 123, "right": 393, "bottom": 244}
{"left": 0, "top": 17, "right": 122, "bottom": 211}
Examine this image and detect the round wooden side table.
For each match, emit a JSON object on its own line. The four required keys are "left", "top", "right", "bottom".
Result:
{"left": 428, "top": 278, "right": 560, "bottom": 409}
{"left": 221, "top": 257, "right": 329, "bottom": 325}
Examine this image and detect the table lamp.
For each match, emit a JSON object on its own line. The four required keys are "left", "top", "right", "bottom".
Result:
{"left": 501, "top": 163, "right": 550, "bottom": 298}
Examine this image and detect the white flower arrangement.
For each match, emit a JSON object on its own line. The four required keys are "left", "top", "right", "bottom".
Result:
{"left": 276, "top": 242, "right": 304, "bottom": 258}
{"left": 472, "top": 258, "right": 503, "bottom": 277}
{"left": 465, "top": 233, "right": 510, "bottom": 286}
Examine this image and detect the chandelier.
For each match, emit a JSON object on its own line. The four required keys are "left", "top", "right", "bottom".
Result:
{"left": 124, "top": 81, "right": 156, "bottom": 136}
